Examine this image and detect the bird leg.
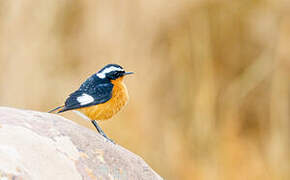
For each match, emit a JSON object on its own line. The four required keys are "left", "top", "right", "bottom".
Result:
{"left": 91, "top": 120, "right": 115, "bottom": 144}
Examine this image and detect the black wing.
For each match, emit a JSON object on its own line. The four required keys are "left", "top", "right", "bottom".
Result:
{"left": 58, "top": 82, "right": 113, "bottom": 113}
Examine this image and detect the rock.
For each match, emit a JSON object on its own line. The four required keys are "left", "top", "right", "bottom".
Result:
{"left": 0, "top": 107, "right": 162, "bottom": 180}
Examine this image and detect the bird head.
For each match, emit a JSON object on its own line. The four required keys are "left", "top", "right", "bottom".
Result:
{"left": 96, "top": 64, "right": 133, "bottom": 80}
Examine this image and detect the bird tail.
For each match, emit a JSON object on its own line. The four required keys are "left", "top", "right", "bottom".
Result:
{"left": 48, "top": 105, "right": 64, "bottom": 113}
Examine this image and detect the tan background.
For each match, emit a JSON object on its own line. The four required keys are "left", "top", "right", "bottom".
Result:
{"left": 0, "top": 1, "right": 289, "bottom": 179}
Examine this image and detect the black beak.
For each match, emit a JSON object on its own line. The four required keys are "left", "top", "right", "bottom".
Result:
{"left": 123, "top": 72, "right": 134, "bottom": 75}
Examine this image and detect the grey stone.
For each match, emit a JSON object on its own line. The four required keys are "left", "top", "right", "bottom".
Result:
{"left": 0, "top": 107, "right": 162, "bottom": 180}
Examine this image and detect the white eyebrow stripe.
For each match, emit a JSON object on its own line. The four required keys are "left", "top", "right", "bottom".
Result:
{"left": 96, "top": 66, "right": 123, "bottom": 79}
{"left": 77, "top": 93, "right": 94, "bottom": 105}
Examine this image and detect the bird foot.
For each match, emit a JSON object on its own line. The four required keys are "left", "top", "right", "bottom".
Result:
{"left": 91, "top": 120, "right": 115, "bottom": 144}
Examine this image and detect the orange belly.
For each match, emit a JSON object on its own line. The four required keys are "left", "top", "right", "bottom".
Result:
{"left": 78, "top": 79, "right": 128, "bottom": 120}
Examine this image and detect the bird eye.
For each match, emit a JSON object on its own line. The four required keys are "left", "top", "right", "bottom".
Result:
{"left": 107, "top": 70, "right": 125, "bottom": 79}
{"left": 113, "top": 71, "right": 119, "bottom": 76}
{"left": 116, "top": 71, "right": 125, "bottom": 76}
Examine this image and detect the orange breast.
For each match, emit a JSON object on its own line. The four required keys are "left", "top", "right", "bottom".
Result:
{"left": 78, "top": 78, "right": 129, "bottom": 121}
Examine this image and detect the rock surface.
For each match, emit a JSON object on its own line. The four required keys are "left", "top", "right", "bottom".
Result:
{"left": 0, "top": 107, "right": 162, "bottom": 180}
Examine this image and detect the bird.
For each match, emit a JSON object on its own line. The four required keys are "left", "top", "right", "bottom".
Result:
{"left": 49, "top": 64, "right": 133, "bottom": 143}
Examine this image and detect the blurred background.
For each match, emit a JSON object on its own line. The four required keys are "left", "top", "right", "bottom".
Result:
{"left": 0, "top": 0, "right": 289, "bottom": 179}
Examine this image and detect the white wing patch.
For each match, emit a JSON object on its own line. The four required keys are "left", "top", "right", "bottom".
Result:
{"left": 77, "top": 93, "right": 94, "bottom": 105}
{"left": 96, "top": 66, "right": 123, "bottom": 79}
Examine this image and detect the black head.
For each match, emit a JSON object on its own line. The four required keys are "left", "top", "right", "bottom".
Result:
{"left": 96, "top": 64, "right": 133, "bottom": 80}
